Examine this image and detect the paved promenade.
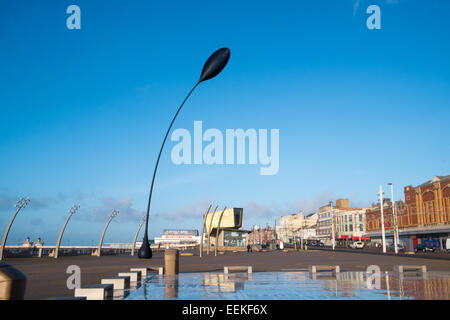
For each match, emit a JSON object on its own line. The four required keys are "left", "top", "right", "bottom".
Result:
{"left": 5, "top": 249, "right": 450, "bottom": 299}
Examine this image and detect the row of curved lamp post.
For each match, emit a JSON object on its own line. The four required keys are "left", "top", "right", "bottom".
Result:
{"left": 199, "top": 205, "right": 228, "bottom": 257}
{"left": 96, "top": 210, "right": 119, "bottom": 257}
{"left": 54, "top": 204, "right": 80, "bottom": 259}
{"left": 0, "top": 198, "right": 30, "bottom": 261}
{"left": 0, "top": 199, "right": 147, "bottom": 259}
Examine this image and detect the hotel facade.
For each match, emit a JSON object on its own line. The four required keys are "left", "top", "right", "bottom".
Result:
{"left": 365, "top": 175, "right": 450, "bottom": 251}
{"left": 317, "top": 199, "right": 366, "bottom": 245}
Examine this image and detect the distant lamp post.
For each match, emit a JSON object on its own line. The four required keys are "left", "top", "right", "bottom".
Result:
{"left": 199, "top": 204, "right": 212, "bottom": 258}
{"left": 0, "top": 197, "right": 30, "bottom": 261}
{"left": 54, "top": 204, "right": 80, "bottom": 259}
{"left": 214, "top": 207, "right": 227, "bottom": 257}
{"left": 388, "top": 183, "right": 399, "bottom": 254}
{"left": 330, "top": 202, "right": 335, "bottom": 250}
{"left": 131, "top": 217, "right": 146, "bottom": 256}
{"left": 379, "top": 186, "right": 386, "bottom": 253}
{"left": 97, "top": 210, "right": 119, "bottom": 257}
{"left": 138, "top": 48, "right": 231, "bottom": 259}
{"left": 206, "top": 205, "right": 219, "bottom": 256}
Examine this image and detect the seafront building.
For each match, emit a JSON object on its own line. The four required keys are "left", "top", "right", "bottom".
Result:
{"left": 317, "top": 199, "right": 363, "bottom": 246}
{"left": 248, "top": 226, "right": 276, "bottom": 246}
{"left": 365, "top": 175, "right": 450, "bottom": 251}
{"left": 335, "top": 207, "right": 369, "bottom": 246}
{"left": 203, "top": 208, "right": 250, "bottom": 249}
{"left": 276, "top": 212, "right": 317, "bottom": 243}
{"left": 154, "top": 229, "right": 201, "bottom": 245}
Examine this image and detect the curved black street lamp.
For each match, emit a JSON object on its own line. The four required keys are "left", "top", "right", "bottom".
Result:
{"left": 138, "top": 48, "right": 231, "bottom": 259}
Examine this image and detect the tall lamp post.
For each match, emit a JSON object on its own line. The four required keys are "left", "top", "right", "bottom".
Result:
{"left": 199, "top": 204, "right": 212, "bottom": 258}
{"left": 388, "top": 183, "right": 399, "bottom": 254}
{"left": 54, "top": 204, "right": 80, "bottom": 259}
{"left": 214, "top": 207, "right": 227, "bottom": 257}
{"left": 271, "top": 218, "right": 276, "bottom": 249}
{"left": 97, "top": 210, "right": 119, "bottom": 257}
{"left": 0, "top": 197, "right": 30, "bottom": 261}
{"left": 330, "top": 202, "right": 336, "bottom": 250}
{"left": 206, "top": 205, "right": 218, "bottom": 256}
{"left": 379, "top": 185, "right": 387, "bottom": 253}
{"left": 131, "top": 216, "right": 146, "bottom": 256}
{"left": 138, "top": 48, "right": 231, "bottom": 259}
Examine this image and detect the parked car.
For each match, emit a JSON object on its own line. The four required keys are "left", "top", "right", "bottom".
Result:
{"left": 315, "top": 241, "right": 324, "bottom": 247}
{"left": 414, "top": 243, "right": 435, "bottom": 253}
{"left": 389, "top": 243, "right": 405, "bottom": 252}
{"left": 350, "top": 241, "right": 364, "bottom": 249}
{"left": 308, "top": 240, "right": 324, "bottom": 247}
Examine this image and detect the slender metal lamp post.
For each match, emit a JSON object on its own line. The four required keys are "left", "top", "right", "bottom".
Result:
{"left": 379, "top": 186, "right": 387, "bottom": 253}
{"left": 206, "top": 205, "right": 219, "bottom": 255}
{"left": 138, "top": 48, "right": 231, "bottom": 259}
{"left": 97, "top": 210, "right": 119, "bottom": 257}
{"left": 330, "top": 202, "right": 335, "bottom": 250}
{"left": 131, "top": 217, "right": 146, "bottom": 256}
{"left": 214, "top": 207, "right": 227, "bottom": 256}
{"left": 0, "top": 197, "right": 30, "bottom": 261}
{"left": 54, "top": 204, "right": 80, "bottom": 259}
{"left": 388, "top": 183, "right": 399, "bottom": 254}
{"left": 199, "top": 204, "right": 212, "bottom": 258}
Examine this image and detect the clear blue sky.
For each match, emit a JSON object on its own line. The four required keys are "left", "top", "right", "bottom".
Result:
{"left": 1, "top": 0, "right": 449, "bottom": 245}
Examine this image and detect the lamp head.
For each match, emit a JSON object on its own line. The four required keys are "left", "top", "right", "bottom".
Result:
{"left": 15, "top": 197, "right": 24, "bottom": 207}
{"left": 199, "top": 48, "right": 231, "bottom": 83}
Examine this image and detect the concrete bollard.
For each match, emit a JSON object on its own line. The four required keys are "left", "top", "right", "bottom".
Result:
{"left": 164, "top": 249, "right": 179, "bottom": 275}
{"left": 0, "top": 262, "right": 27, "bottom": 300}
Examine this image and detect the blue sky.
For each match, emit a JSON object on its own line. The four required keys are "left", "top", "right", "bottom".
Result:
{"left": 0, "top": 0, "right": 449, "bottom": 245}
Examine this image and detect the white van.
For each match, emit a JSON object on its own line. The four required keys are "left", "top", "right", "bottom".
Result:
{"left": 351, "top": 241, "right": 364, "bottom": 249}
{"left": 446, "top": 238, "right": 450, "bottom": 252}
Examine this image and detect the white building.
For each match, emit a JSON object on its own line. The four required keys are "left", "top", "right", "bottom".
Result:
{"left": 277, "top": 212, "right": 318, "bottom": 243}
{"left": 317, "top": 199, "right": 366, "bottom": 245}
{"left": 299, "top": 227, "right": 317, "bottom": 240}
{"left": 154, "top": 229, "right": 200, "bottom": 245}
{"left": 335, "top": 208, "right": 368, "bottom": 244}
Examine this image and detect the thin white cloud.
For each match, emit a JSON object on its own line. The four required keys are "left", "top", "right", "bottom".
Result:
{"left": 153, "top": 199, "right": 212, "bottom": 222}
{"left": 152, "top": 192, "right": 340, "bottom": 227}
{"left": 0, "top": 192, "right": 66, "bottom": 212}
{"left": 77, "top": 196, "right": 145, "bottom": 223}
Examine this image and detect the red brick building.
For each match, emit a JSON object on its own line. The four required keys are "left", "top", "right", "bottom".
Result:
{"left": 248, "top": 226, "right": 275, "bottom": 245}
{"left": 404, "top": 175, "right": 450, "bottom": 226}
{"left": 365, "top": 175, "right": 450, "bottom": 250}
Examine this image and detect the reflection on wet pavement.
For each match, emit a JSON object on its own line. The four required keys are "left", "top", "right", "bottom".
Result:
{"left": 125, "top": 271, "right": 450, "bottom": 300}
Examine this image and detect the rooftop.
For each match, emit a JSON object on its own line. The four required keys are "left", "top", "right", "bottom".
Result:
{"left": 416, "top": 175, "right": 450, "bottom": 188}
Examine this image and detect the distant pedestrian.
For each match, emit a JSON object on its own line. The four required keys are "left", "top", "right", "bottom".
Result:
{"left": 247, "top": 244, "right": 252, "bottom": 253}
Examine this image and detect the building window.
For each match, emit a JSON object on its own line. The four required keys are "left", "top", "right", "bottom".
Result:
{"left": 223, "top": 231, "right": 246, "bottom": 247}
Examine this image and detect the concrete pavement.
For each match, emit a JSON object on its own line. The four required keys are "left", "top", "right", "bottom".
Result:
{"left": 5, "top": 249, "right": 450, "bottom": 299}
